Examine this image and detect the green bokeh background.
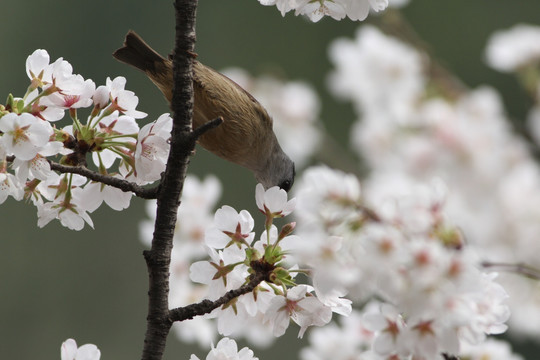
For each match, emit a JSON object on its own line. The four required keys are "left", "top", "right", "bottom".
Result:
{"left": 1, "top": 1, "right": 540, "bottom": 359}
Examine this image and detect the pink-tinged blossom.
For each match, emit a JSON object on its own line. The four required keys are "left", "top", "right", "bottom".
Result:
{"left": 92, "top": 111, "right": 139, "bottom": 169}
{"left": 106, "top": 76, "right": 147, "bottom": 119}
{"left": 328, "top": 25, "right": 425, "bottom": 121}
{"left": 12, "top": 155, "right": 53, "bottom": 182}
{"left": 189, "top": 337, "right": 258, "bottom": 360}
{"left": 189, "top": 245, "right": 248, "bottom": 301}
{"left": 0, "top": 113, "right": 53, "bottom": 161}
{"left": 61, "top": 338, "right": 101, "bottom": 360}
{"left": 293, "top": 167, "right": 511, "bottom": 358}
{"left": 294, "top": 165, "right": 362, "bottom": 231}
{"left": 0, "top": 172, "right": 24, "bottom": 204}
{"left": 24, "top": 89, "right": 65, "bottom": 122}
{"left": 363, "top": 304, "right": 408, "bottom": 357}
{"left": 263, "top": 285, "right": 333, "bottom": 338}
{"left": 134, "top": 113, "right": 172, "bottom": 183}
{"left": 205, "top": 206, "right": 255, "bottom": 249}
{"left": 37, "top": 188, "right": 94, "bottom": 231}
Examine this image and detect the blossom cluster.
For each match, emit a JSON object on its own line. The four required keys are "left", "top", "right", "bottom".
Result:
{"left": 325, "top": 23, "right": 540, "bottom": 341}
{"left": 293, "top": 166, "right": 510, "bottom": 359}
{"left": 141, "top": 177, "right": 351, "bottom": 347}
{"left": 257, "top": 0, "right": 389, "bottom": 22}
{"left": 0, "top": 49, "right": 172, "bottom": 230}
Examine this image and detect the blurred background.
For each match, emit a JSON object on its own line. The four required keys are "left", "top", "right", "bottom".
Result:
{"left": 1, "top": 0, "right": 540, "bottom": 359}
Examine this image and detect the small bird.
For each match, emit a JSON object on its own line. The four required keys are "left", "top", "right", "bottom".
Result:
{"left": 113, "top": 31, "right": 295, "bottom": 191}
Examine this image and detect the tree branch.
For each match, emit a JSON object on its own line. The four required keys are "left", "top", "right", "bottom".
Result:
{"left": 442, "top": 354, "right": 459, "bottom": 360}
{"left": 48, "top": 162, "right": 159, "bottom": 199}
{"left": 140, "top": 1, "right": 199, "bottom": 360}
{"left": 192, "top": 116, "right": 224, "bottom": 140}
{"left": 169, "top": 270, "right": 268, "bottom": 322}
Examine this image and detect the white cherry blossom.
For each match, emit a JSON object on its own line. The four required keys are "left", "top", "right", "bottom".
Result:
{"left": 255, "top": 183, "right": 296, "bottom": 218}
{"left": 60, "top": 338, "right": 100, "bottom": 360}
{"left": 205, "top": 205, "right": 255, "bottom": 249}
{"left": 134, "top": 113, "right": 172, "bottom": 183}
{"left": 263, "top": 285, "right": 333, "bottom": 338}
{"left": 0, "top": 172, "right": 24, "bottom": 204}
{"left": 106, "top": 76, "right": 147, "bottom": 119}
{"left": 485, "top": 23, "right": 540, "bottom": 72}
{"left": 0, "top": 113, "right": 53, "bottom": 160}
{"left": 190, "top": 337, "right": 258, "bottom": 360}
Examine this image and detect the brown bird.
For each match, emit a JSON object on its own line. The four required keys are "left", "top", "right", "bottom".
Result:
{"left": 113, "top": 31, "right": 295, "bottom": 191}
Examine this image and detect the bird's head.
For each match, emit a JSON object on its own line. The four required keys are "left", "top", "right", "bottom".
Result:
{"left": 254, "top": 142, "right": 295, "bottom": 192}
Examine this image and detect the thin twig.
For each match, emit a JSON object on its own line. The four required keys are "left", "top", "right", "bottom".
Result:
{"left": 443, "top": 354, "right": 460, "bottom": 360}
{"left": 48, "top": 161, "right": 159, "bottom": 199}
{"left": 482, "top": 261, "right": 540, "bottom": 280}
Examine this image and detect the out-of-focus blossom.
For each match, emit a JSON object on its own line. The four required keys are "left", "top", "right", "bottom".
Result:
{"left": 263, "top": 285, "right": 333, "bottom": 338}
{"left": 460, "top": 338, "right": 524, "bottom": 360}
{"left": 485, "top": 24, "right": 540, "bottom": 72}
{"left": 257, "top": 0, "right": 388, "bottom": 22}
{"left": 294, "top": 166, "right": 510, "bottom": 359}
{"left": 61, "top": 338, "right": 100, "bottom": 360}
{"left": 388, "top": 0, "right": 410, "bottom": 8}
{"left": 328, "top": 25, "right": 426, "bottom": 121}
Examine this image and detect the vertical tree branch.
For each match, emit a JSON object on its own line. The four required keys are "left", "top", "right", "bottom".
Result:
{"left": 141, "top": 1, "right": 199, "bottom": 360}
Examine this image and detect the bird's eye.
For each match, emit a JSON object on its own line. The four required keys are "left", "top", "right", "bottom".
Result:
{"left": 278, "top": 179, "right": 292, "bottom": 192}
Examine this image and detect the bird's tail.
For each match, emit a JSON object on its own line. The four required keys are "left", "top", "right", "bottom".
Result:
{"left": 113, "top": 30, "right": 166, "bottom": 74}
{"left": 113, "top": 30, "right": 173, "bottom": 101}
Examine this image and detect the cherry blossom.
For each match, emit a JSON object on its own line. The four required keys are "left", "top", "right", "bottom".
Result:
{"left": 61, "top": 339, "right": 100, "bottom": 360}
{"left": 0, "top": 172, "right": 24, "bottom": 204}
{"left": 258, "top": 0, "right": 388, "bottom": 22}
{"left": 106, "top": 76, "right": 147, "bottom": 119}
{"left": 189, "top": 337, "right": 258, "bottom": 360}
{"left": 485, "top": 24, "right": 540, "bottom": 72}
{"left": 205, "top": 205, "right": 255, "bottom": 249}
{"left": 134, "top": 113, "right": 172, "bottom": 183}
{"left": 37, "top": 187, "right": 94, "bottom": 230}
{"left": 263, "top": 285, "right": 333, "bottom": 338}
{"left": 78, "top": 180, "right": 132, "bottom": 212}
{"left": 189, "top": 245, "right": 248, "bottom": 301}
{"left": 0, "top": 113, "right": 53, "bottom": 161}
{"left": 255, "top": 183, "right": 296, "bottom": 219}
